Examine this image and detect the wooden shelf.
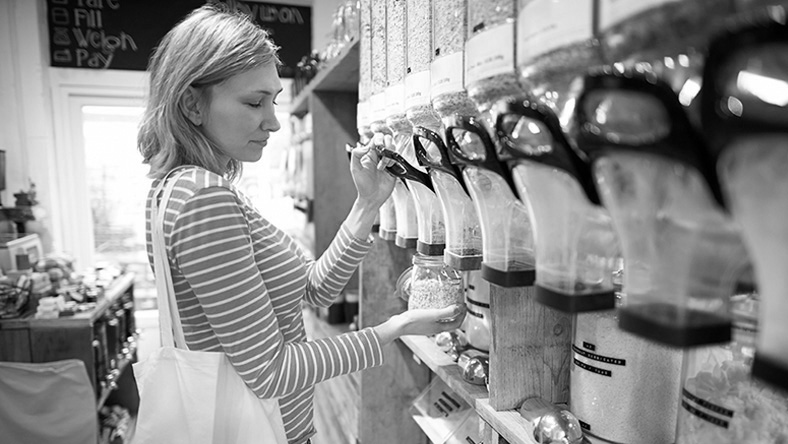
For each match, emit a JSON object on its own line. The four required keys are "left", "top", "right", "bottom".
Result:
{"left": 399, "top": 335, "right": 537, "bottom": 444}
{"left": 289, "top": 39, "right": 359, "bottom": 117}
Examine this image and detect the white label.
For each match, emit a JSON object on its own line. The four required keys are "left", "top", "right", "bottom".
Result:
{"left": 599, "top": 0, "right": 679, "bottom": 30}
{"left": 405, "top": 70, "right": 431, "bottom": 109}
{"left": 385, "top": 83, "right": 406, "bottom": 116}
{"left": 357, "top": 101, "right": 369, "bottom": 129}
{"left": 370, "top": 92, "right": 387, "bottom": 123}
{"left": 517, "top": 0, "right": 593, "bottom": 63}
{"left": 430, "top": 51, "right": 465, "bottom": 98}
{"left": 464, "top": 22, "right": 515, "bottom": 87}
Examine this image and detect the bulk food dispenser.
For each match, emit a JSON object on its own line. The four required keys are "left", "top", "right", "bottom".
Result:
{"left": 493, "top": 97, "right": 620, "bottom": 312}
{"left": 369, "top": 0, "right": 398, "bottom": 241}
{"left": 444, "top": 114, "right": 535, "bottom": 288}
{"left": 567, "top": 67, "right": 750, "bottom": 348}
{"left": 425, "top": 0, "right": 485, "bottom": 270}
{"left": 699, "top": 9, "right": 788, "bottom": 390}
{"left": 384, "top": 0, "right": 420, "bottom": 249}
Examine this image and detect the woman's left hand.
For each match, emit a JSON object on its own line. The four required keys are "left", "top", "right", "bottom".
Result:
{"left": 349, "top": 134, "right": 396, "bottom": 210}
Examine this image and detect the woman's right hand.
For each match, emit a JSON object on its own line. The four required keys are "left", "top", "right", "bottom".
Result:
{"left": 373, "top": 305, "right": 467, "bottom": 347}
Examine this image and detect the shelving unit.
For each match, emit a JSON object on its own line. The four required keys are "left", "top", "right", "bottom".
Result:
{"left": 289, "top": 40, "right": 360, "bottom": 118}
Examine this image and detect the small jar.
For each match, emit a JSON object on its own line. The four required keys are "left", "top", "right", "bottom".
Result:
{"left": 398, "top": 253, "right": 465, "bottom": 313}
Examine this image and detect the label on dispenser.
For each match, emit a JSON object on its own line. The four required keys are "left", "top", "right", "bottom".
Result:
{"left": 517, "top": 0, "right": 593, "bottom": 63}
{"left": 386, "top": 83, "right": 406, "bottom": 116}
{"left": 357, "top": 101, "right": 369, "bottom": 129}
{"left": 598, "top": 0, "right": 679, "bottom": 30}
{"left": 572, "top": 344, "right": 627, "bottom": 366}
{"left": 573, "top": 358, "right": 612, "bottom": 377}
{"left": 430, "top": 52, "right": 465, "bottom": 97}
{"left": 405, "top": 70, "right": 431, "bottom": 108}
{"left": 464, "top": 22, "right": 515, "bottom": 86}
{"left": 681, "top": 388, "right": 733, "bottom": 428}
{"left": 370, "top": 92, "right": 387, "bottom": 124}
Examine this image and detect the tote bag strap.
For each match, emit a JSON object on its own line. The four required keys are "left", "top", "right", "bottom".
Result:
{"left": 150, "top": 167, "right": 191, "bottom": 349}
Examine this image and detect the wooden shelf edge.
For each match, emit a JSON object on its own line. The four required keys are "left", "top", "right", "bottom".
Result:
{"left": 289, "top": 39, "right": 360, "bottom": 117}
{"left": 399, "top": 335, "right": 538, "bottom": 444}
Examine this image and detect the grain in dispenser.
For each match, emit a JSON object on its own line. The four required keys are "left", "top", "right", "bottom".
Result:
{"left": 516, "top": 0, "right": 602, "bottom": 117}
{"left": 431, "top": 0, "right": 477, "bottom": 119}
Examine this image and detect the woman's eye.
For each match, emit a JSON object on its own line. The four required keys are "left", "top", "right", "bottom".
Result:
{"left": 248, "top": 101, "right": 263, "bottom": 108}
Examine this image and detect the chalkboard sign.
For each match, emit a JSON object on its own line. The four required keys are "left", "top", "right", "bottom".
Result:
{"left": 45, "top": 0, "right": 311, "bottom": 78}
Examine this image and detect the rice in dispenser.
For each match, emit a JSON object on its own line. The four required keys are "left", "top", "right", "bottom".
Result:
{"left": 444, "top": 114, "right": 535, "bottom": 287}
{"left": 516, "top": 0, "right": 602, "bottom": 117}
{"left": 493, "top": 97, "right": 620, "bottom": 312}
{"left": 413, "top": 126, "right": 483, "bottom": 270}
{"left": 465, "top": 0, "right": 522, "bottom": 114}
{"left": 566, "top": 67, "right": 750, "bottom": 347}
{"left": 676, "top": 291, "right": 788, "bottom": 443}
{"left": 699, "top": 11, "right": 788, "bottom": 390}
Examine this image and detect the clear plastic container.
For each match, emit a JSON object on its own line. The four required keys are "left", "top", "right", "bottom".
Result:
{"left": 398, "top": 253, "right": 465, "bottom": 313}
{"left": 569, "top": 69, "right": 749, "bottom": 346}
{"left": 514, "top": 163, "right": 620, "bottom": 312}
{"left": 597, "top": 0, "right": 734, "bottom": 67}
{"left": 465, "top": 0, "right": 522, "bottom": 113}
{"left": 431, "top": 0, "right": 478, "bottom": 118}
{"left": 446, "top": 115, "right": 535, "bottom": 287}
{"left": 378, "top": 195, "right": 397, "bottom": 241}
{"left": 385, "top": 0, "right": 408, "bottom": 131}
{"left": 371, "top": 0, "right": 387, "bottom": 93}
{"left": 406, "top": 0, "right": 440, "bottom": 129}
{"left": 358, "top": 0, "right": 373, "bottom": 104}
{"left": 676, "top": 292, "right": 788, "bottom": 444}
{"left": 699, "top": 10, "right": 788, "bottom": 389}
{"left": 516, "top": 0, "right": 602, "bottom": 116}
{"left": 571, "top": 301, "right": 684, "bottom": 444}
{"left": 462, "top": 270, "right": 490, "bottom": 351}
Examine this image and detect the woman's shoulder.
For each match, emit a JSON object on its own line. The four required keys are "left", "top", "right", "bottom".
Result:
{"left": 149, "top": 166, "right": 242, "bottom": 208}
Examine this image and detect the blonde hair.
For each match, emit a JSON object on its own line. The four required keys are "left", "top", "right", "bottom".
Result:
{"left": 138, "top": 4, "right": 280, "bottom": 180}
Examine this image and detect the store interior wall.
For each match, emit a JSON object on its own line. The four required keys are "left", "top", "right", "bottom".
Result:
{"left": 0, "top": 0, "right": 337, "bottom": 261}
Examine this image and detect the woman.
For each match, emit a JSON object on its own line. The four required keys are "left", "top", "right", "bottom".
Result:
{"left": 138, "top": 5, "right": 464, "bottom": 444}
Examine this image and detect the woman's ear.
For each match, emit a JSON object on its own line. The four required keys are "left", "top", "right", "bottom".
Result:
{"left": 182, "top": 86, "right": 204, "bottom": 126}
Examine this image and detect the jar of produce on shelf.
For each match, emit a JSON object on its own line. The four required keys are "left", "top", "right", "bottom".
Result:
{"left": 406, "top": 0, "right": 440, "bottom": 129}
{"left": 571, "top": 295, "right": 684, "bottom": 444}
{"left": 516, "top": 0, "right": 602, "bottom": 118}
{"left": 397, "top": 253, "right": 465, "bottom": 318}
{"left": 465, "top": 0, "right": 522, "bottom": 114}
{"left": 675, "top": 292, "right": 788, "bottom": 444}
{"left": 431, "top": 0, "right": 478, "bottom": 119}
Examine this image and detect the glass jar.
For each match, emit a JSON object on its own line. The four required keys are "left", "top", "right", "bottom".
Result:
{"left": 398, "top": 253, "right": 465, "bottom": 314}
{"left": 516, "top": 0, "right": 602, "bottom": 117}
{"left": 431, "top": 0, "right": 478, "bottom": 118}
{"left": 465, "top": 0, "right": 522, "bottom": 113}
{"left": 676, "top": 292, "right": 788, "bottom": 443}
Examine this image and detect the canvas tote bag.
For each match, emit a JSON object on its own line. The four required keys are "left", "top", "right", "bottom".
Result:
{"left": 133, "top": 168, "right": 288, "bottom": 444}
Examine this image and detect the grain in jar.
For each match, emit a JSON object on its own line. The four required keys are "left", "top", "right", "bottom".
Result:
{"left": 403, "top": 253, "right": 464, "bottom": 312}
{"left": 406, "top": 0, "right": 440, "bottom": 128}
{"left": 465, "top": 0, "right": 522, "bottom": 113}
{"left": 431, "top": 0, "right": 477, "bottom": 118}
{"left": 516, "top": 0, "right": 602, "bottom": 116}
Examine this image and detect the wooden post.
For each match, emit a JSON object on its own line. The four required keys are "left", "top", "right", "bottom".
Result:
{"left": 358, "top": 239, "right": 429, "bottom": 443}
{"left": 487, "top": 285, "right": 572, "bottom": 410}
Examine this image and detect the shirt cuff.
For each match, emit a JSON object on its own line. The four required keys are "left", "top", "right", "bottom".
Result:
{"left": 340, "top": 224, "right": 375, "bottom": 246}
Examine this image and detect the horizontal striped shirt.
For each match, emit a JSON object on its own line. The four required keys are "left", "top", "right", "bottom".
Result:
{"left": 145, "top": 167, "right": 384, "bottom": 444}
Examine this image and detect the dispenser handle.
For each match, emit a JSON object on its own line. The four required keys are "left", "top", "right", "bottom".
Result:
{"left": 376, "top": 148, "right": 435, "bottom": 192}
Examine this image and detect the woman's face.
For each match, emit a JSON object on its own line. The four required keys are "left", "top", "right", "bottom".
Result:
{"left": 201, "top": 62, "right": 282, "bottom": 163}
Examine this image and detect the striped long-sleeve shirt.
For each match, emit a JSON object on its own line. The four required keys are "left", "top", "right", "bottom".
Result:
{"left": 145, "top": 166, "right": 384, "bottom": 444}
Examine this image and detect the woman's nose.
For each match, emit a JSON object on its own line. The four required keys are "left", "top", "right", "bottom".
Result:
{"left": 263, "top": 109, "right": 281, "bottom": 132}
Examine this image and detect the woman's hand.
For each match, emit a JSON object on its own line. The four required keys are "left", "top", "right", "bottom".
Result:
{"left": 373, "top": 305, "right": 467, "bottom": 347}
{"left": 349, "top": 134, "right": 396, "bottom": 211}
